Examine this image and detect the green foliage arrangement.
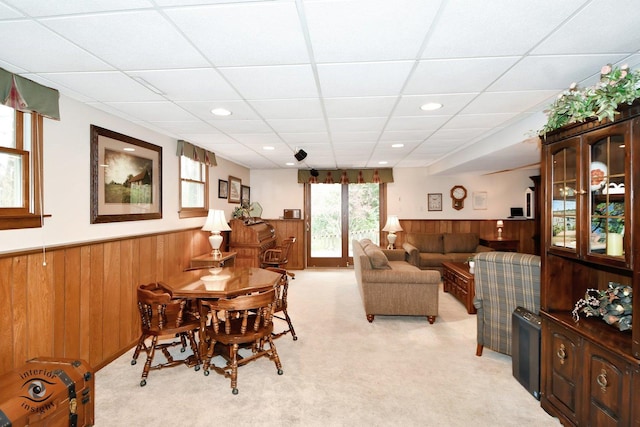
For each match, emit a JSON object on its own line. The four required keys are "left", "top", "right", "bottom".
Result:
{"left": 540, "top": 64, "right": 640, "bottom": 136}
{"left": 572, "top": 282, "right": 633, "bottom": 331}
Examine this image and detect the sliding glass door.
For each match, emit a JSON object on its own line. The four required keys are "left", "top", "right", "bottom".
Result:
{"left": 306, "top": 183, "right": 381, "bottom": 267}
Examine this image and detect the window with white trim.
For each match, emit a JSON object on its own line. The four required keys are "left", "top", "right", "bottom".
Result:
{"left": 179, "top": 154, "right": 208, "bottom": 218}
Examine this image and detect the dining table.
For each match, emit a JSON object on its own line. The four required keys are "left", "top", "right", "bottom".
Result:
{"left": 159, "top": 266, "right": 284, "bottom": 363}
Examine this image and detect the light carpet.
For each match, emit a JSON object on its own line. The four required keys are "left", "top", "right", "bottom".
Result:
{"left": 95, "top": 268, "right": 560, "bottom": 426}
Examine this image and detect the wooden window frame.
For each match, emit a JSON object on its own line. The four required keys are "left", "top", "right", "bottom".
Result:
{"left": 0, "top": 110, "right": 44, "bottom": 230}
{"left": 178, "top": 154, "right": 209, "bottom": 219}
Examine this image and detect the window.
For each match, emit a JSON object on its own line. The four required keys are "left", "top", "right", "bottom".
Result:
{"left": 0, "top": 104, "right": 44, "bottom": 230}
{"left": 179, "top": 155, "right": 208, "bottom": 218}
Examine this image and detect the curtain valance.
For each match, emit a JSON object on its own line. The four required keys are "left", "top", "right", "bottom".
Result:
{"left": 297, "top": 168, "right": 393, "bottom": 184}
{"left": 0, "top": 67, "right": 60, "bottom": 120}
{"left": 176, "top": 140, "right": 217, "bottom": 166}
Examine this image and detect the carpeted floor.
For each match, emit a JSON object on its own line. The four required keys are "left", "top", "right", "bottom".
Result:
{"left": 95, "top": 268, "right": 560, "bottom": 426}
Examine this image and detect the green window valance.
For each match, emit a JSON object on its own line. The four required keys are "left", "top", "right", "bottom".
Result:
{"left": 0, "top": 67, "right": 60, "bottom": 120}
{"left": 297, "top": 168, "right": 393, "bottom": 184}
{"left": 176, "top": 140, "right": 217, "bottom": 166}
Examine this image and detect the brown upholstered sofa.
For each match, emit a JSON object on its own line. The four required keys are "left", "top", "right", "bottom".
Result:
{"left": 352, "top": 239, "right": 441, "bottom": 324}
{"left": 402, "top": 232, "right": 493, "bottom": 273}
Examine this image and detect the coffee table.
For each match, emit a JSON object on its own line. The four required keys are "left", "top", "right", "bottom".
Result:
{"left": 442, "top": 261, "right": 476, "bottom": 314}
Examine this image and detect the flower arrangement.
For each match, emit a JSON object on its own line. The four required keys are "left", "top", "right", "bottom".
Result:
{"left": 572, "top": 282, "right": 633, "bottom": 331}
{"left": 540, "top": 64, "right": 640, "bottom": 136}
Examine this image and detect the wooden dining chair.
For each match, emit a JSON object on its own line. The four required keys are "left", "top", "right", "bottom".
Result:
{"left": 265, "top": 267, "right": 297, "bottom": 341}
{"left": 260, "top": 236, "right": 296, "bottom": 269}
{"left": 131, "top": 283, "right": 201, "bottom": 386}
{"left": 200, "top": 288, "right": 283, "bottom": 394}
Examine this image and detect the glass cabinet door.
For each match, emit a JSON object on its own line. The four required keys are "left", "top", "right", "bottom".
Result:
{"left": 587, "top": 133, "right": 626, "bottom": 259}
{"left": 550, "top": 142, "right": 578, "bottom": 252}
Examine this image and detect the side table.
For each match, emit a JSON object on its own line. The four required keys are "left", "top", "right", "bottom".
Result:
{"left": 442, "top": 261, "right": 476, "bottom": 314}
{"left": 479, "top": 237, "right": 519, "bottom": 252}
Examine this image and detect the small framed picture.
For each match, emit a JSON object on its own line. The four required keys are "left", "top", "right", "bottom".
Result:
{"left": 218, "top": 179, "right": 228, "bottom": 199}
{"left": 427, "top": 193, "right": 442, "bottom": 211}
{"left": 241, "top": 185, "right": 250, "bottom": 205}
{"left": 473, "top": 191, "right": 488, "bottom": 210}
{"left": 228, "top": 175, "right": 242, "bottom": 204}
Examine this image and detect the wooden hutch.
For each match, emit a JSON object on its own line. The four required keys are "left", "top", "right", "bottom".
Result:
{"left": 539, "top": 102, "right": 640, "bottom": 425}
{"left": 228, "top": 218, "right": 276, "bottom": 268}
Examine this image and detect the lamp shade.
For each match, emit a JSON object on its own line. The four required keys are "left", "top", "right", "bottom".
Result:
{"left": 496, "top": 220, "right": 504, "bottom": 228}
{"left": 382, "top": 215, "right": 403, "bottom": 233}
{"left": 202, "top": 209, "right": 231, "bottom": 232}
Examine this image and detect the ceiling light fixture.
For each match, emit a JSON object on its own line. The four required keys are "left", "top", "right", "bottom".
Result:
{"left": 378, "top": 161, "right": 388, "bottom": 165}
{"left": 263, "top": 146, "right": 275, "bottom": 150}
{"left": 286, "top": 162, "right": 295, "bottom": 166}
{"left": 211, "top": 108, "right": 232, "bottom": 116}
{"left": 420, "top": 102, "right": 443, "bottom": 111}
{"left": 391, "top": 143, "right": 404, "bottom": 148}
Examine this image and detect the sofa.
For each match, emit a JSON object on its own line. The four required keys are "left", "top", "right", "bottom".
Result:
{"left": 473, "top": 251, "right": 541, "bottom": 356}
{"left": 352, "top": 239, "right": 441, "bottom": 324}
{"left": 402, "top": 232, "right": 494, "bottom": 273}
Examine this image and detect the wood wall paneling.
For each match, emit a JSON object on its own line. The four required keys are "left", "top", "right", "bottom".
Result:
{"left": 0, "top": 228, "right": 211, "bottom": 376}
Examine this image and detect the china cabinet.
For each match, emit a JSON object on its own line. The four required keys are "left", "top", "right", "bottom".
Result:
{"left": 539, "top": 102, "right": 640, "bottom": 426}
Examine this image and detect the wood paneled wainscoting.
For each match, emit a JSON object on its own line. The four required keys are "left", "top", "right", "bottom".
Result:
{"left": 0, "top": 228, "right": 211, "bottom": 377}
{"left": 389, "top": 219, "right": 538, "bottom": 256}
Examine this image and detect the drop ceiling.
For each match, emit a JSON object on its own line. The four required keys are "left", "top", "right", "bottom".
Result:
{"left": 1, "top": 0, "right": 639, "bottom": 174}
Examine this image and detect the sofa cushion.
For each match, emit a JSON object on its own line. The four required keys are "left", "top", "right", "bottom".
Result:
{"left": 363, "top": 244, "right": 391, "bottom": 269}
{"left": 443, "top": 233, "right": 479, "bottom": 253}
{"left": 407, "top": 233, "right": 444, "bottom": 254}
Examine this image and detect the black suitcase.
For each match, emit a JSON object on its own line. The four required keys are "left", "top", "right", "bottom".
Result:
{"left": 511, "top": 306, "right": 541, "bottom": 400}
{"left": 0, "top": 357, "right": 94, "bottom": 426}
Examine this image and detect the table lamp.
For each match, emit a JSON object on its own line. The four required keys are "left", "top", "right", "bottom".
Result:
{"left": 202, "top": 209, "right": 231, "bottom": 258}
{"left": 382, "top": 215, "right": 403, "bottom": 249}
{"left": 496, "top": 220, "right": 504, "bottom": 239}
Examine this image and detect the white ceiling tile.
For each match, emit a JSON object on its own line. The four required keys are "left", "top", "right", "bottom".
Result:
{"left": 0, "top": 2, "right": 24, "bottom": 18}
{"left": 278, "top": 133, "right": 330, "bottom": 144}
{"left": 3, "top": 0, "right": 154, "bottom": 16}
{"left": 490, "top": 55, "right": 628, "bottom": 91}
{"left": 318, "top": 62, "right": 414, "bottom": 97}
{"left": 147, "top": 121, "right": 218, "bottom": 134}
{"left": 128, "top": 69, "right": 241, "bottom": 101}
{"left": 36, "top": 72, "right": 164, "bottom": 102}
{"left": 0, "top": 21, "right": 111, "bottom": 72}
{"left": 422, "top": 0, "right": 585, "bottom": 58}
{"left": 182, "top": 133, "right": 238, "bottom": 145}
{"left": 103, "top": 101, "right": 197, "bottom": 121}
{"left": 220, "top": 65, "right": 319, "bottom": 99}
{"left": 405, "top": 57, "right": 520, "bottom": 94}
{"left": 230, "top": 133, "right": 284, "bottom": 146}
{"left": 328, "top": 117, "right": 387, "bottom": 133}
{"left": 177, "top": 100, "right": 260, "bottom": 121}
{"left": 395, "top": 93, "right": 478, "bottom": 116}
{"left": 304, "top": 0, "right": 441, "bottom": 63}
{"left": 266, "top": 118, "right": 328, "bottom": 133}
{"left": 248, "top": 99, "right": 324, "bottom": 119}
{"left": 331, "top": 132, "right": 381, "bottom": 143}
{"left": 461, "top": 91, "right": 558, "bottom": 114}
{"left": 386, "top": 116, "right": 451, "bottom": 132}
{"left": 164, "top": 2, "right": 309, "bottom": 66}
{"left": 41, "top": 11, "right": 209, "bottom": 70}
{"left": 323, "top": 97, "right": 397, "bottom": 118}
{"left": 532, "top": 0, "right": 640, "bottom": 55}
{"left": 379, "top": 131, "right": 432, "bottom": 142}
{"left": 442, "top": 113, "right": 517, "bottom": 129}
{"left": 212, "top": 120, "right": 272, "bottom": 134}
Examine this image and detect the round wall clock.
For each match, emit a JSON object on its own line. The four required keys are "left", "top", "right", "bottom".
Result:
{"left": 450, "top": 185, "right": 467, "bottom": 210}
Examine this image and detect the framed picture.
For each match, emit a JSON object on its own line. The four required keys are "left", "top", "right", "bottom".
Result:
{"left": 228, "top": 175, "right": 242, "bottom": 204}
{"left": 218, "top": 179, "right": 228, "bottom": 199}
{"left": 90, "top": 125, "right": 162, "bottom": 223}
{"left": 427, "top": 193, "right": 442, "bottom": 211}
{"left": 241, "top": 185, "right": 250, "bottom": 205}
{"left": 473, "top": 191, "right": 488, "bottom": 210}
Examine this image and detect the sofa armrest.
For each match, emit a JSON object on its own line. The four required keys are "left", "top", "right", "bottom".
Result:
{"left": 475, "top": 245, "right": 494, "bottom": 253}
{"left": 402, "top": 242, "right": 419, "bottom": 266}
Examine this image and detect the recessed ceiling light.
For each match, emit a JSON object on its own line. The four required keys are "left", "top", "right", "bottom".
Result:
{"left": 391, "top": 143, "right": 404, "bottom": 148}
{"left": 420, "top": 102, "right": 443, "bottom": 111}
{"left": 263, "top": 146, "right": 275, "bottom": 150}
{"left": 285, "top": 162, "right": 295, "bottom": 166}
{"left": 211, "top": 108, "right": 232, "bottom": 116}
{"left": 378, "top": 161, "right": 388, "bottom": 165}
{"left": 123, "top": 147, "right": 135, "bottom": 152}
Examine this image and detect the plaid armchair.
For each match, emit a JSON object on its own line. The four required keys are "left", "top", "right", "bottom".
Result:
{"left": 473, "top": 252, "right": 541, "bottom": 356}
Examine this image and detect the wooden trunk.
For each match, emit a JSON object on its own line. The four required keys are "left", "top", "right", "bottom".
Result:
{"left": 0, "top": 357, "right": 94, "bottom": 426}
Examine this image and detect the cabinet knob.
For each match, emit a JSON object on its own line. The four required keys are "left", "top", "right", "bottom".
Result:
{"left": 596, "top": 369, "right": 608, "bottom": 392}
{"left": 556, "top": 344, "right": 567, "bottom": 364}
